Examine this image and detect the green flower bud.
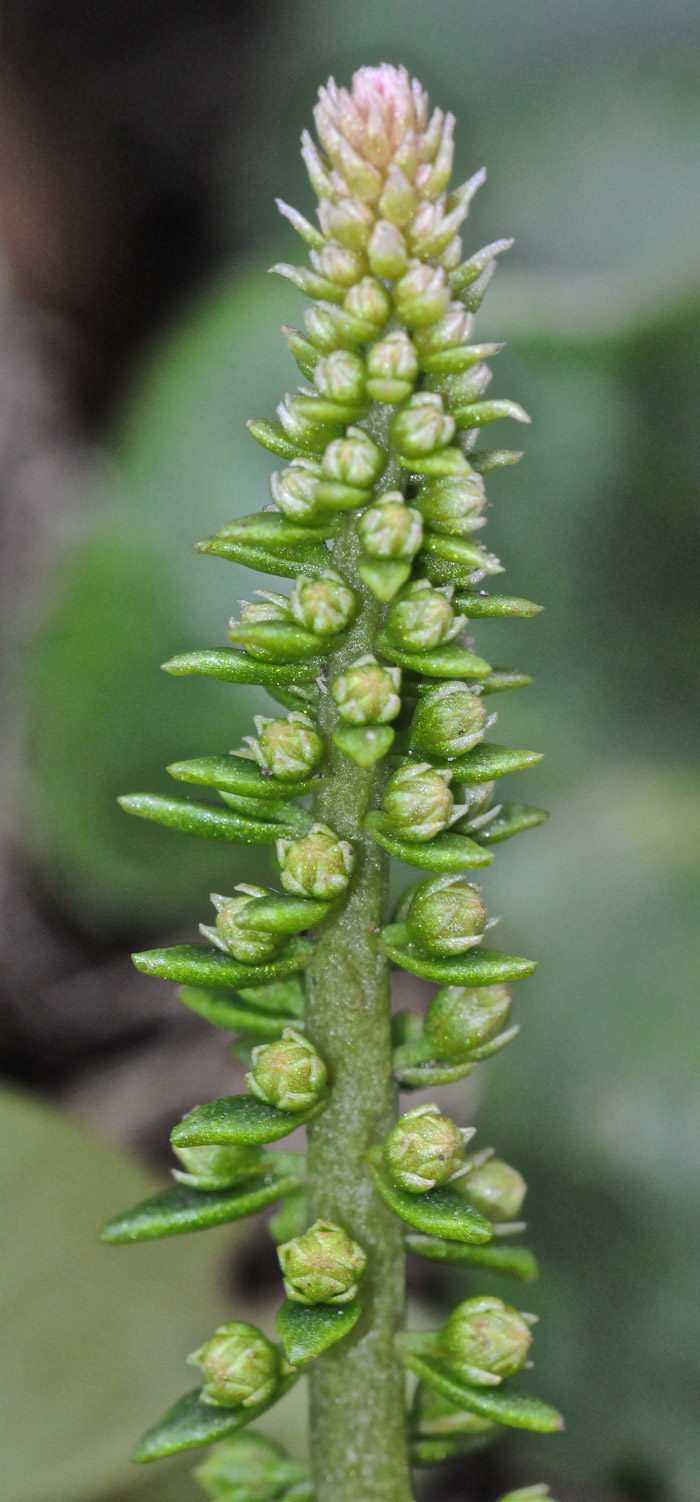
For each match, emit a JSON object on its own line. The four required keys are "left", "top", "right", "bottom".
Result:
{"left": 239, "top": 593, "right": 289, "bottom": 626}
{"left": 321, "top": 426, "right": 385, "bottom": 488}
{"left": 415, "top": 473, "right": 486, "bottom": 535}
{"left": 378, "top": 164, "right": 417, "bottom": 225}
{"left": 413, "top": 1381, "right": 496, "bottom": 1438}
{"left": 331, "top": 653, "right": 402, "bottom": 725}
{"left": 278, "top": 1218, "right": 367, "bottom": 1304}
{"left": 424, "top": 985, "right": 512, "bottom": 1058}
{"left": 458, "top": 1157, "right": 527, "bottom": 1224}
{"left": 438, "top": 1297, "right": 533, "bottom": 1384}
{"left": 344, "top": 276, "right": 392, "bottom": 332}
{"left": 246, "top": 711, "right": 324, "bottom": 782}
{"left": 394, "top": 261, "right": 450, "bottom": 326}
{"left": 313, "top": 349, "right": 366, "bottom": 404}
{"left": 172, "top": 1142, "right": 263, "bottom": 1190}
{"left": 366, "top": 330, "right": 419, "bottom": 402}
{"left": 277, "top": 821, "right": 355, "bottom": 898}
{"left": 367, "top": 218, "right": 408, "bottom": 277}
{"left": 188, "top": 1321, "right": 279, "bottom": 1408}
{"left": 277, "top": 394, "right": 339, "bottom": 449}
{"left": 408, "top": 682, "right": 488, "bottom": 757}
{"left": 194, "top": 1432, "right": 303, "bottom": 1502}
{"left": 385, "top": 580, "right": 464, "bottom": 652}
{"left": 311, "top": 243, "right": 368, "bottom": 289}
{"left": 414, "top": 301, "right": 472, "bottom": 355}
{"left": 383, "top": 762, "right": 459, "bottom": 842}
{"left": 288, "top": 570, "right": 357, "bottom": 636}
{"left": 356, "top": 492, "right": 423, "bottom": 560}
{"left": 247, "top": 1026, "right": 327, "bottom": 1111}
{"left": 405, "top": 874, "right": 488, "bottom": 957}
{"left": 391, "top": 393, "right": 455, "bottom": 457}
{"left": 317, "top": 196, "right": 375, "bottom": 250}
{"left": 202, "top": 888, "right": 286, "bottom": 965}
{"left": 270, "top": 460, "right": 323, "bottom": 523}
{"left": 384, "top": 1103, "right": 467, "bottom": 1193}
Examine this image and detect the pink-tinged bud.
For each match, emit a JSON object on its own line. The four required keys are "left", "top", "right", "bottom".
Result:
{"left": 357, "top": 493, "right": 423, "bottom": 560}
{"left": 313, "top": 350, "right": 366, "bottom": 405}
{"left": 321, "top": 427, "right": 384, "bottom": 488}
{"left": 385, "top": 579, "right": 464, "bottom": 652}
{"left": 311, "top": 242, "right": 368, "bottom": 288}
{"left": 391, "top": 393, "right": 455, "bottom": 457}
{"left": 315, "top": 66, "right": 429, "bottom": 173}
{"left": 405, "top": 874, "right": 488, "bottom": 956}
{"left": 378, "top": 165, "right": 417, "bottom": 226}
{"left": 317, "top": 197, "right": 375, "bottom": 251}
{"left": 367, "top": 219, "right": 408, "bottom": 278}
{"left": 331, "top": 653, "right": 402, "bottom": 725}
{"left": 394, "top": 262, "right": 450, "bottom": 327}
{"left": 270, "top": 461, "right": 322, "bottom": 523}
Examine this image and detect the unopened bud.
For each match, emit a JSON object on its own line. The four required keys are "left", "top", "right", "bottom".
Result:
{"left": 438, "top": 1297, "right": 533, "bottom": 1383}
{"left": 367, "top": 219, "right": 408, "bottom": 277}
{"left": 424, "top": 985, "right": 512, "bottom": 1058}
{"left": 172, "top": 1142, "right": 263, "bottom": 1191}
{"left": 270, "top": 461, "right": 322, "bottom": 523}
{"left": 246, "top": 711, "right": 324, "bottom": 782}
{"left": 317, "top": 196, "right": 375, "bottom": 250}
{"left": 331, "top": 653, "right": 402, "bottom": 724}
{"left": 383, "top": 762, "right": 456, "bottom": 842}
{"left": 311, "top": 242, "right": 368, "bottom": 288}
{"left": 405, "top": 874, "right": 488, "bottom": 956}
{"left": 366, "top": 330, "right": 419, "bottom": 402}
{"left": 247, "top": 1027, "right": 327, "bottom": 1111}
{"left": 458, "top": 1157, "right": 527, "bottom": 1223}
{"left": 188, "top": 1322, "right": 279, "bottom": 1408}
{"left": 384, "top": 1102, "right": 466, "bottom": 1193}
{"left": 277, "top": 394, "right": 338, "bottom": 449}
{"left": 239, "top": 593, "right": 288, "bottom": 626}
{"left": 378, "top": 164, "right": 417, "bottom": 225}
{"left": 277, "top": 822, "right": 354, "bottom": 898}
{"left": 415, "top": 473, "right": 486, "bottom": 535}
{"left": 385, "top": 579, "right": 463, "bottom": 652}
{"left": 194, "top": 1432, "right": 302, "bottom": 1502}
{"left": 344, "top": 276, "right": 392, "bottom": 332}
{"left": 321, "top": 427, "right": 385, "bottom": 488}
{"left": 204, "top": 889, "right": 286, "bottom": 965}
{"left": 313, "top": 350, "right": 366, "bottom": 404}
{"left": 289, "top": 571, "right": 357, "bottom": 636}
{"left": 414, "top": 301, "right": 472, "bottom": 354}
{"left": 357, "top": 492, "right": 423, "bottom": 559}
{"left": 391, "top": 393, "right": 455, "bottom": 457}
{"left": 408, "top": 682, "right": 487, "bottom": 757}
{"left": 278, "top": 1218, "right": 367, "bottom": 1304}
{"left": 394, "top": 261, "right": 450, "bottom": 326}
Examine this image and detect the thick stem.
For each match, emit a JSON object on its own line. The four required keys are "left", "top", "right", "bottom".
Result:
{"left": 305, "top": 515, "right": 413, "bottom": 1502}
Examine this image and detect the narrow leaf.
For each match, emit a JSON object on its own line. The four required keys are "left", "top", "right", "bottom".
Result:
{"left": 377, "top": 634, "right": 491, "bottom": 680}
{"left": 454, "top": 593, "right": 542, "bottom": 618}
{"left": 162, "top": 650, "right": 320, "bottom": 685}
{"left": 234, "top": 895, "right": 332, "bottom": 934}
{"left": 367, "top": 1148, "right": 492, "bottom": 1244}
{"left": 171, "top": 1092, "right": 328, "bottom": 1148}
{"left": 470, "top": 449, "right": 523, "bottom": 473}
{"left": 196, "top": 535, "right": 333, "bottom": 581}
{"left": 405, "top": 1234, "right": 538, "bottom": 1282}
{"left": 215, "top": 512, "right": 339, "bottom": 546}
{"left": 480, "top": 670, "right": 533, "bottom": 694}
{"left": 247, "top": 419, "right": 311, "bottom": 459}
{"left": 420, "top": 533, "right": 503, "bottom": 570}
{"left": 447, "top": 744, "right": 543, "bottom": 783}
{"left": 168, "top": 754, "right": 324, "bottom": 802}
{"left": 394, "top": 1057, "right": 475, "bottom": 1088}
{"left": 399, "top": 1349, "right": 563, "bottom": 1433}
{"left": 237, "top": 977, "right": 306, "bottom": 1017}
{"left": 227, "top": 622, "right": 341, "bottom": 662}
{"left": 379, "top": 927, "right": 536, "bottom": 986}
{"left": 119, "top": 794, "right": 290, "bottom": 843}
{"left": 410, "top": 1433, "right": 495, "bottom": 1465}
{"left": 132, "top": 940, "right": 314, "bottom": 991}
{"left": 471, "top": 804, "right": 548, "bottom": 845}
{"left": 453, "top": 400, "right": 530, "bottom": 429}
{"left": 276, "top": 1298, "right": 361, "bottom": 1366}
{"left": 178, "top": 986, "right": 301, "bottom": 1036}
{"left": 132, "top": 1374, "right": 299, "bottom": 1462}
{"left": 364, "top": 813, "right": 492, "bottom": 871}
{"left": 101, "top": 1169, "right": 304, "bottom": 1244}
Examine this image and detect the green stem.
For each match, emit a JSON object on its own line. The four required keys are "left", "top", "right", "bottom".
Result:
{"left": 305, "top": 514, "right": 413, "bottom": 1502}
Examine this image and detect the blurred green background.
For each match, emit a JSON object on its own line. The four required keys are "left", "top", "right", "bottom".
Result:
{"left": 3, "top": 2, "right": 700, "bottom": 1500}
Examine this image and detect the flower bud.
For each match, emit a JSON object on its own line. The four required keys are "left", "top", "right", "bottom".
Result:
{"left": 247, "top": 1027, "right": 327, "bottom": 1112}
{"left": 344, "top": 276, "right": 392, "bottom": 332}
{"left": 172, "top": 1142, "right": 263, "bottom": 1190}
{"left": 385, "top": 580, "right": 463, "bottom": 652}
{"left": 188, "top": 1321, "right": 279, "bottom": 1408}
{"left": 277, "top": 822, "right": 354, "bottom": 898}
{"left": 356, "top": 492, "right": 423, "bottom": 560}
{"left": 311, "top": 242, "right": 367, "bottom": 288}
{"left": 288, "top": 571, "right": 357, "bottom": 636}
{"left": 383, "top": 762, "right": 456, "bottom": 842}
{"left": 458, "top": 1157, "right": 527, "bottom": 1224}
{"left": 367, "top": 219, "right": 408, "bottom": 277}
{"left": 391, "top": 393, "right": 455, "bottom": 457}
{"left": 317, "top": 196, "right": 375, "bottom": 251}
{"left": 378, "top": 164, "right": 417, "bottom": 225}
{"left": 331, "top": 653, "right": 402, "bottom": 725}
{"left": 414, "top": 301, "right": 472, "bottom": 355}
{"left": 313, "top": 350, "right": 366, "bottom": 404}
{"left": 366, "top": 330, "right": 419, "bottom": 402}
{"left": 239, "top": 594, "right": 288, "bottom": 626}
{"left": 247, "top": 711, "right": 324, "bottom": 782}
{"left": 415, "top": 473, "right": 486, "bottom": 535}
{"left": 438, "top": 1297, "right": 533, "bottom": 1383}
{"left": 194, "top": 1432, "right": 301, "bottom": 1502}
{"left": 408, "top": 682, "right": 487, "bottom": 757}
{"left": 321, "top": 427, "right": 385, "bottom": 489}
{"left": 204, "top": 889, "right": 286, "bottom": 965}
{"left": 278, "top": 1218, "right": 367, "bottom": 1304}
{"left": 270, "top": 460, "right": 323, "bottom": 523}
{"left": 277, "top": 394, "right": 338, "bottom": 449}
{"left": 405, "top": 874, "right": 488, "bottom": 956}
{"left": 394, "top": 261, "right": 450, "bottom": 326}
{"left": 384, "top": 1102, "right": 466, "bottom": 1193}
{"left": 424, "top": 985, "right": 512, "bottom": 1058}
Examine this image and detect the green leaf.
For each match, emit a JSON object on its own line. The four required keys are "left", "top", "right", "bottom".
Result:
{"left": 101, "top": 1168, "right": 304, "bottom": 1244}
{"left": 246, "top": 418, "right": 312, "bottom": 459}
{"left": 367, "top": 1148, "right": 493, "bottom": 1243}
{"left": 454, "top": 592, "right": 543, "bottom": 618}
{"left": 237, "top": 976, "right": 306, "bottom": 1017}
{"left": 419, "top": 550, "right": 502, "bottom": 588}
{"left": 332, "top": 724, "right": 396, "bottom": 767}
{"left": 405, "top": 1234, "right": 538, "bottom": 1282}
{"left": 171, "top": 1092, "right": 328, "bottom": 1148}
{"left": 480, "top": 670, "right": 533, "bottom": 694}
{"left": 379, "top": 927, "right": 536, "bottom": 986}
{"left": 119, "top": 793, "right": 292, "bottom": 842}
{"left": 398, "top": 1347, "right": 563, "bottom": 1433}
{"left": 178, "top": 987, "right": 302, "bottom": 1036}
{"left": 276, "top": 1297, "right": 361, "bottom": 1366}
{"left": 196, "top": 534, "right": 334, "bottom": 581}
{"left": 234, "top": 894, "right": 332, "bottom": 934}
{"left": 162, "top": 649, "right": 320, "bottom": 684}
{"left": 469, "top": 449, "right": 523, "bottom": 473}
{"left": 471, "top": 804, "right": 549, "bottom": 845}
{"left": 215, "top": 512, "right": 339, "bottom": 546}
{"left": 447, "top": 743, "right": 543, "bottom": 783}
{"left": 167, "top": 753, "right": 325, "bottom": 801}
{"left": 453, "top": 399, "right": 530, "bottom": 428}
{"left": 376, "top": 634, "right": 491, "bottom": 680}
{"left": 133, "top": 1373, "right": 299, "bottom": 1462}
{"left": 394, "top": 1057, "right": 475, "bottom": 1089}
{"left": 132, "top": 940, "right": 314, "bottom": 990}
{"left": 364, "top": 812, "right": 492, "bottom": 871}
{"left": 410, "top": 1432, "right": 496, "bottom": 1465}
{"left": 420, "top": 533, "right": 503, "bottom": 571}
{"left": 227, "top": 621, "right": 343, "bottom": 662}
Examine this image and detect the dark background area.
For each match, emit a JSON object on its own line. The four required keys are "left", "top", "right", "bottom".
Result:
{"left": 1, "top": 4, "right": 699, "bottom": 1500}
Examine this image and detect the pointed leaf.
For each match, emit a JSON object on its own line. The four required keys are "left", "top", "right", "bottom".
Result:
{"left": 333, "top": 724, "right": 396, "bottom": 767}
{"left": 470, "top": 804, "right": 548, "bottom": 845}
{"left": 133, "top": 1373, "right": 299, "bottom": 1462}
{"left": 410, "top": 1432, "right": 495, "bottom": 1465}
{"left": 178, "top": 986, "right": 301, "bottom": 1036}
{"left": 364, "top": 812, "right": 492, "bottom": 871}
{"left": 171, "top": 1092, "right": 328, "bottom": 1148}
{"left": 405, "top": 1234, "right": 538, "bottom": 1282}
{"left": 234, "top": 895, "right": 332, "bottom": 934}
{"left": 119, "top": 794, "right": 291, "bottom": 843}
{"left": 454, "top": 593, "right": 542, "bottom": 618}
{"left": 227, "top": 622, "right": 342, "bottom": 662}
{"left": 379, "top": 927, "right": 536, "bottom": 986}
{"left": 196, "top": 535, "right": 334, "bottom": 581}
{"left": 398, "top": 1348, "right": 563, "bottom": 1434}
{"left": 367, "top": 1148, "right": 492, "bottom": 1244}
{"left": 276, "top": 1297, "right": 361, "bottom": 1366}
{"left": 394, "top": 1057, "right": 475, "bottom": 1088}
{"left": 420, "top": 550, "right": 502, "bottom": 588}
{"left": 453, "top": 399, "right": 530, "bottom": 428}
{"left": 247, "top": 419, "right": 312, "bottom": 459}
{"left": 376, "top": 633, "right": 491, "bottom": 680}
{"left": 470, "top": 448, "right": 523, "bottom": 473}
{"left": 132, "top": 940, "right": 314, "bottom": 990}
{"left": 167, "top": 754, "right": 325, "bottom": 801}
{"left": 162, "top": 649, "right": 320, "bottom": 685}
{"left": 480, "top": 670, "right": 533, "bottom": 694}
{"left": 101, "top": 1168, "right": 304, "bottom": 1244}
{"left": 447, "top": 744, "right": 543, "bottom": 784}
{"left": 420, "top": 533, "right": 503, "bottom": 570}
{"left": 237, "top": 976, "right": 306, "bottom": 1017}
{"left": 215, "top": 512, "right": 339, "bottom": 546}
